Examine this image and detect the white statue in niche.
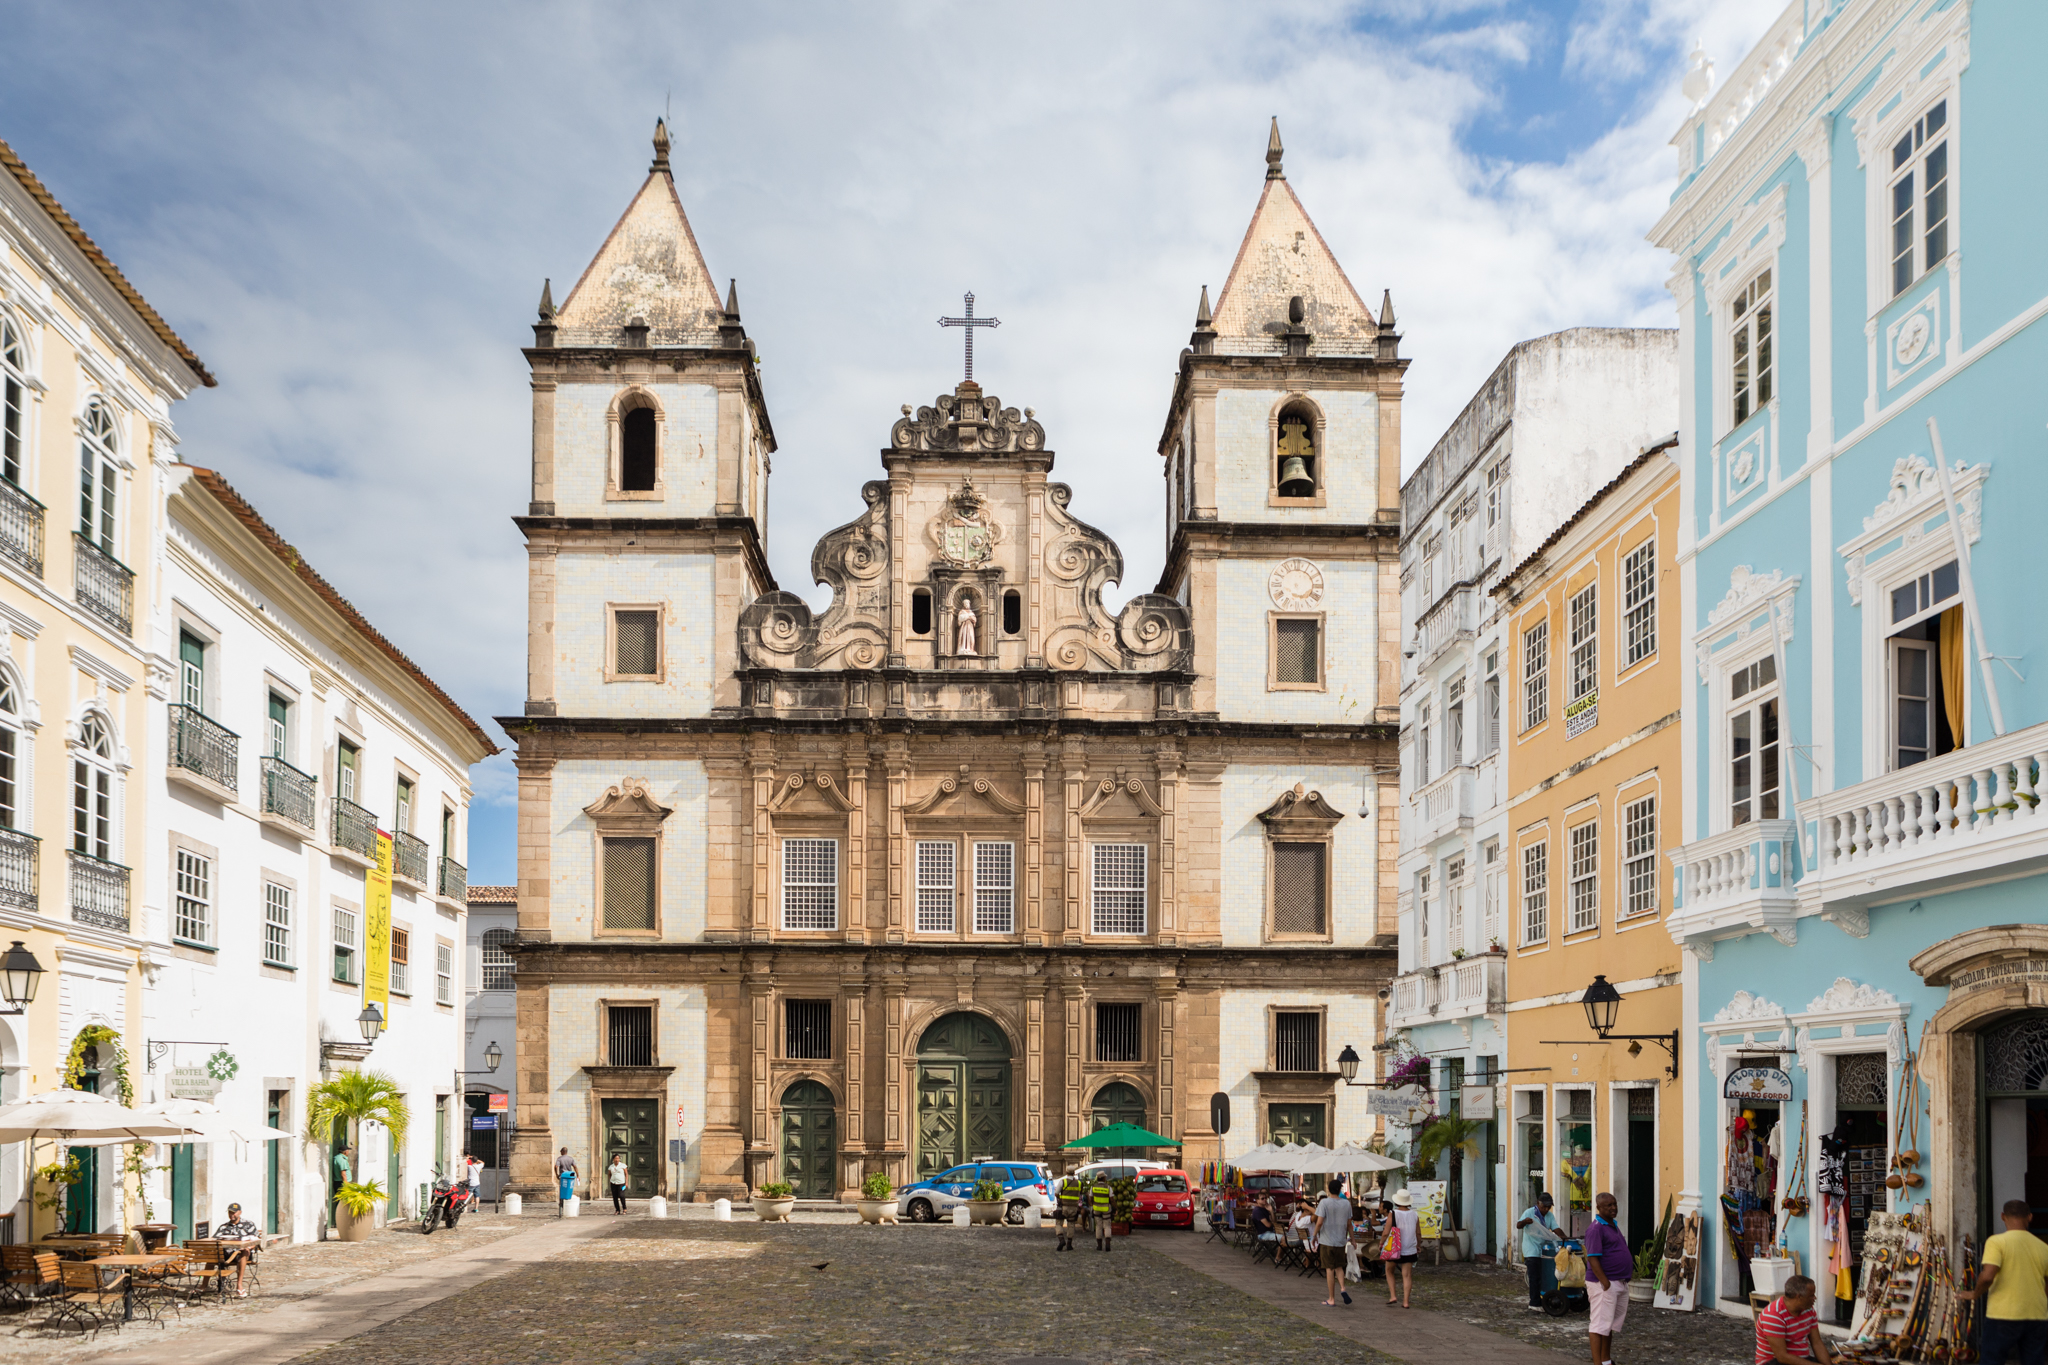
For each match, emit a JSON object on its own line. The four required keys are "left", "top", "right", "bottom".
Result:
{"left": 955, "top": 597, "right": 979, "bottom": 656}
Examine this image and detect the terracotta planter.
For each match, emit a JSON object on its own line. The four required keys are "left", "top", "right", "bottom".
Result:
{"left": 755, "top": 1196, "right": 796, "bottom": 1222}
{"left": 966, "top": 1199, "right": 1006, "bottom": 1226}
{"left": 336, "top": 1203, "right": 380, "bottom": 1242}
{"left": 856, "top": 1199, "right": 896, "bottom": 1224}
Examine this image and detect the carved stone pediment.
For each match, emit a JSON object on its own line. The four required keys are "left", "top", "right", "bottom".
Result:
{"left": 768, "top": 772, "right": 856, "bottom": 815}
{"left": 1079, "top": 776, "right": 1167, "bottom": 820}
{"left": 582, "top": 779, "right": 673, "bottom": 834}
{"left": 891, "top": 383, "right": 1046, "bottom": 454}
{"left": 1256, "top": 784, "right": 1345, "bottom": 836}
{"left": 903, "top": 771, "right": 1026, "bottom": 817}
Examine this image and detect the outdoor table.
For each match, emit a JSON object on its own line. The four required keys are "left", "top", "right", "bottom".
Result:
{"left": 39, "top": 1235, "right": 107, "bottom": 1260}
{"left": 89, "top": 1253, "right": 172, "bottom": 1323}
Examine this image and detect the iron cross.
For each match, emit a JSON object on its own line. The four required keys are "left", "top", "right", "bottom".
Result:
{"left": 938, "top": 292, "right": 1000, "bottom": 382}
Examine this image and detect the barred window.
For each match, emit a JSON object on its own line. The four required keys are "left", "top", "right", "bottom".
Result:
{"left": 1623, "top": 796, "right": 1659, "bottom": 919}
{"left": 973, "top": 841, "right": 1014, "bottom": 935}
{"left": 481, "top": 927, "right": 515, "bottom": 990}
{"left": 1271, "top": 841, "right": 1327, "bottom": 935}
{"left": 263, "top": 882, "right": 293, "bottom": 967}
{"left": 390, "top": 927, "right": 411, "bottom": 995}
{"left": 601, "top": 836, "right": 657, "bottom": 931}
{"left": 785, "top": 999, "right": 832, "bottom": 1060}
{"left": 1095, "top": 1002, "right": 1141, "bottom": 1063}
{"left": 174, "top": 848, "right": 211, "bottom": 945}
{"left": 612, "top": 608, "right": 659, "bottom": 677}
{"left": 333, "top": 905, "right": 359, "bottom": 984}
{"left": 1623, "top": 539, "right": 1657, "bottom": 668}
{"left": 1568, "top": 585, "right": 1597, "bottom": 703}
{"left": 781, "top": 838, "right": 839, "bottom": 930}
{"left": 1273, "top": 618, "right": 1321, "bottom": 686}
{"left": 1568, "top": 822, "right": 1598, "bottom": 934}
{"left": 608, "top": 1004, "right": 653, "bottom": 1066}
{"left": 915, "top": 840, "right": 957, "bottom": 934}
{"left": 1522, "top": 620, "right": 1549, "bottom": 730}
{"left": 436, "top": 941, "right": 453, "bottom": 1004}
{"left": 1520, "top": 842, "right": 1548, "bottom": 946}
{"left": 1274, "top": 1011, "right": 1320, "bottom": 1072}
{"left": 1091, "top": 844, "right": 1147, "bottom": 936}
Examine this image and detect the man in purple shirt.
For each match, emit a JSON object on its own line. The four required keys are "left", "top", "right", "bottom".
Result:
{"left": 1584, "top": 1191, "right": 1634, "bottom": 1365}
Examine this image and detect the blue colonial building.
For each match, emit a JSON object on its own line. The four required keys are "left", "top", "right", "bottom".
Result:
{"left": 1653, "top": 0, "right": 2048, "bottom": 1324}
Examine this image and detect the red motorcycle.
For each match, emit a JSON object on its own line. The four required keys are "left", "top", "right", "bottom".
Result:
{"left": 420, "top": 1174, "right": 474, "bottom": 1234}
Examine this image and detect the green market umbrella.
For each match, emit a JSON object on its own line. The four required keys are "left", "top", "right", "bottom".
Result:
{"left": 1063, "top": 1122, "right": 1181, "bottom": 1149}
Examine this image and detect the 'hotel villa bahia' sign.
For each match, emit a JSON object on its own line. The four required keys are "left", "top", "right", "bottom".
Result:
{"left": 1722, "top": 1067, "right": 1794, "bottom": 1102}
{"left": 1565, "top": 691, "right": 1599, "bottom": 740}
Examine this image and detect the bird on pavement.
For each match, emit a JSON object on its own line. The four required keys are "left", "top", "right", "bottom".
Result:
{"left": 810, "top": 1262, "right": 831, "bottom": 1271}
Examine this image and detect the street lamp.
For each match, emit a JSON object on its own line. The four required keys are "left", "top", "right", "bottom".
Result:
{"left": 1581, "top": 975, "right": 1623, "bottom": 1035}
{"left": 1541, "top": 975, "right": 1679, "bottom": 1079}
{"left": 484, "top": 1040, "right": 502, "bottom": 1072}
{"left": 1337, "top": 1044, "right": 1362, "bottom": 1083}
{"left": 0, "top": 941, "right": 46, "bottom": 1015}
{"left": 357, "top": 1004, "right": 384, "bottom": 1045}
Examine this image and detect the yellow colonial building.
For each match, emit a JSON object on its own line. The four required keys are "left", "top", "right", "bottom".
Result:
{"left": 1496, "top": 446, "right": 1681, "bottom": 1255}
{"left": 0, "top": 136, "right": 213, "bottom": 1234}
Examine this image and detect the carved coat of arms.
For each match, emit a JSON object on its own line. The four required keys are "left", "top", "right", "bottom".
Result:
{"left": 930, "top": 479, "right": 1003, "bottom": 565}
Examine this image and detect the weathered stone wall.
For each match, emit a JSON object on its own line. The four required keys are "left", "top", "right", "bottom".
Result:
{"left": 1213, "top": 556, "right": 1381, "bottom": 723}
{"left": 550, "top": 379, "right": 721, "bottom": 517}
{"left": 551, "top": 552, "right": 718, "bottom": 716}
{"left": 1213, "top": 386, "right": 1380, "bottom": 522}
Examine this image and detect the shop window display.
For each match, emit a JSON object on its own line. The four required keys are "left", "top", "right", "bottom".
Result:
{"left": 1721, "top": 1098, "right": 1781, "bottom": 1301}
{"left": 1557, "top": 1089, "right": 1593, "bottom": 1237}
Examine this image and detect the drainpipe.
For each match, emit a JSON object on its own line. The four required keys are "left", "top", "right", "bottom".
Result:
{"left": 1925, "top": 418, "right": 2004, "bottom": 737}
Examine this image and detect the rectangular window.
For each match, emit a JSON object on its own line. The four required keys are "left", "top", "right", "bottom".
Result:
{"left": 601, "top": 836, "right": 657, "bottom": 931}
{"left": 1623, "top": 796, "right": 1658, "bottom": 920}
{"left": 395, "top": 777, "right": 414, "bottom": 834}
{"left": 1729, "top": 656, "right": 1781, "bottom": 826}
{"left": 1482, "top": 839, "right": 1501, "bottom": 942}
{"left": 72, "top": 760, "right": 112, "bottom": 860}
{"left": 1731, "top": 269, "right": 1773, "bottom": 425}
{"left": 436, "top": 941, "right": 452, "bottom": 1004}
{"left": 263, "top": 882, "right": 293, "bottom": 967}
{"left": 79, "top": 442, "right": 115, "bottom": 551}
{"left": 1447, "top": 679, "right": 1465, "bottom": 767}
{"left": 1274, "top": 1011, "right": 1320, "bottom": 1073}
{"left": 0, "top": 727, "right": 16, "bottom": 829}
{"left": 612, "top": 608, "right": 660, "bottom": 677}
{"left": 267, "top": 693, "right": 289, "bottom": 759}
{"left": 1417, "top": 869, "right": 1431, "bottom": 952}
{"left": 389, "top": 927, "right": 411, "bottom": 995}
{"left": 1624, "top": 539, "right": 1657, "bottom": 667}
{"left": 785, "top": 999, "right": 832, "bottom": 1060}
{"left": 1445, "top": 853, "right": 1467, "bottom": 947}
{"left": 178, "top": 631, "right": 206, "bottom": 711}
{"left": 607, "top": 1004, "right": 653, "bottom": 1066}
{"left": 2, "top": 369, "right": 20, "bottom": 486}
{"left": 333, "top": 905, "right": 359, "bottom": 984}
{"left": 915, "top": 839, "right": 957, "bottom": 934}
{"left": 1090, "top": 843, "right": 1147, "bottom": 936}
{"left": 1483, "top": 649, "right": 1501, "bottom": 755}
{"left": 1416, "top": 706, "right": 1432, "bottom": 787}
{"left": 973, "top": 841, "right": 1014, "bottom": 935}
{"left": 337, "top": 739, "right": 359, "bottom": 804}
{"left": 1271, "top": 841, "right": 1328, "bottom": 936}
{"left": 781, "top": 838, "right": 839, "bottom": 930}
{"left": 1568, "top": 585, "right": 1598, "bottom": 702}
{"left": 1272, "top": 617, "right": 1321, "bottom": 687}
{"left": 1485, "top": 459, "right": 1508, "bottom": 548}
{"left": 1095, "top": 1002, "right": 1142, "bottom": 1063}
{"left": 1891, "top": 101, "right": 1949, "bottom": 296}
{"left": 174, "top": 848, "right": 211, "bottom": 945}
{"left": 1522, "top": 620, "right": 1549, "bottom": 730}
{"left": 1521, "top": 842, "right": 1549, "bottom": 946}
{"left": 1567, "top": 822, "right": 1598, "bottom": 934}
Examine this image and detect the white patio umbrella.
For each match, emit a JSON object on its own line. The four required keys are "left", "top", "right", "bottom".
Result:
{"left": 0, "top": 1088, "right": 207, "bottom": 1144}
{"left": 1234, "top": 1141, "right": 1292, "bottom": 1170}
{"left": 69, "top": 1097, "right": 292, "bottom": 1148}
{"left": 1264, "top": 1141, "right": 1331, "bottom": 1173}
{"left": 1293, "top": 1142, "right": 1404, "bottom": 1174}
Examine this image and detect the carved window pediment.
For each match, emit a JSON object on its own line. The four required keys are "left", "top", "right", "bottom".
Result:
{"left": 769, "top": 772, "right": 857, "bottom": 815}
{"left": 1080, "top": 775, "right": 1167, "bottom": 820}
{"left": 1256, "top": 784, "right": 1345, "bottom": 837}
{"left": 582, "top": 779, "right": 673, "bottom": 835}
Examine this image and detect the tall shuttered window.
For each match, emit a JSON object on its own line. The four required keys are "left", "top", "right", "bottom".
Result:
{"left": 1270, "top": 841, "right": 1327, "bottom": 936}
{"left": 174, "top": 849, "right": 211, "bottom": 946}
{"left": 915, "top": 840, "right": 957, "bottom": 934}
{"left": 1521, "top": 842, "right": 1549, "bottom": 946}
{"left": 1890, "top": 101, "right": 1949, "bottom": 296}
{"left": 1623, "top": 539, "right": 1657, "bottom": 668}
{"left": 1567, "top": 822, "right": 1598, "bottom": 934}
{"left": 601, "top": 836, "right": 656, "bottom": 931}
{"left": 1623, "top": 796, "right": 1658, "bottom": 920}
{"left": 608, "top": 1005, "right": 653, "bottom": 1067}
{"left": 1090, "top": 844, "right": 1147, "bottom": 936}
{"left": 1568, "top": 586, "right": 1598, "bottom": 704}
{"left": 1522, "top": 620, "right": 1549, "bottom": 730}
{"left": 263, "top": 882, "right": 293, "bottom": 967}
{"left": 781, "top": 838, "right": 838, "bottom": 930}
{"left": 1730, "top": 270, "right": 1773, "bottom": 426}
{"left": 973, "top": 841, "right": 1014, "bottom": 935}
{"left": 785, "top": 999, "right": 832, "bottom": 1060}
{"left": 1274, "top": 1012, "right": 1320, "bottom": 1072}
{"left": 0, "top": 316, "right": 24, "bottom": 485}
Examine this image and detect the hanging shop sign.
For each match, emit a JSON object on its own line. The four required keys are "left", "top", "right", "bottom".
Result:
{"left": 1564, "top": 691, "right": 1599, "bottom": 739}
{"left": 1722, "top": 1066, "right": 1793, "bottom": 1102}
{"left": 488, "top": 1092, "right": 510, "bottom": 1113}
{"left": 1367, "top": 1084, "right": 1431, "bottom": 1123}
{"left": 167, "top": 1064, "right": 222, "bottom": 1101}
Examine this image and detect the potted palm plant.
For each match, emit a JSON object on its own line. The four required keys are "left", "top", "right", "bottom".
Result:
{"left": 334, "top": 1180, "right": 388, "bottom": 1242}
{"left": 857, "top": 1171, "right": 897, "bottom": 1225}
{"left": 1416, "top": 1116, "right": 1488, "bottom": 1260}
{"left": 966, "top": 1176, "right": 1008, "bottom": 1225}
{"left": 755, "top": 1181, "right": 796, "bottom": 1222}
{"left": 1631, "top": 1195, "right": 1674, "bottom": 1303}
{"left": 305, "top": 1070, "right": 409, "bottom": 1229}
{"left": 1110, "top": 1176, "right": 1137, "bottom": 1235}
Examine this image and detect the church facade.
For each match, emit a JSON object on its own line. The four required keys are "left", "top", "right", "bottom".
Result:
{"left": 504, "top": 121, "right": 1404, "bottom": 1202}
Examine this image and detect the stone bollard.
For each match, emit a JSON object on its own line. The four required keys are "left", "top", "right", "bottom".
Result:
{"left": 562, "top": 1196, "right": 581, "bottom": 1218}
{"left": 714, "top": 1198, "right": 732, "bottom": 1221}
{"left": 648, "top": 1196, "right": 668, "bottom": 1219}
{"left": 1023, "top": 1206, "right": 1042, "bottom": 1229}
{"left": 952, "top": 1205, "right": 970, "bottom": 1227}
{"left": 504, "top": 1192, "right": 523, "bottom": 1216}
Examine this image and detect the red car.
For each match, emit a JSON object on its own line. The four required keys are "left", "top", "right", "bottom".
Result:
{"left": 1132, "top": 1169, "right": 1198, "bottom": 1228}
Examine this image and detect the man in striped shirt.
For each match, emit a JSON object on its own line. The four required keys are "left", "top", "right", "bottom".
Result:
{"left": 1755, "top": 1275, "right": 1837, "bottom": 1365}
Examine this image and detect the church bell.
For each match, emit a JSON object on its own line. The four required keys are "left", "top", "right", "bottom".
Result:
{"left": 1277, "top": 454, "right": 1315, "bottom": 498}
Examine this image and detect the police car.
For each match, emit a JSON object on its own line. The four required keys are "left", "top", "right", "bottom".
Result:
{"left": 896, "top": 1158, "right": 1056, "bottom": 1224}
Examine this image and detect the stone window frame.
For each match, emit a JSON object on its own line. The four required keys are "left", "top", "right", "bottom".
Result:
{"left": 1087, "top": 998, "right": 1148, "bottom": 1068}
{"left": 169, "top": 830, "right": 219, "bottom": 955}
{"left": 583, "top": 780, "right": 673, "bottom": 940}
{"left": 1266, "top": 393, "right": 1328, "bottom": 509}
{"left": 1266, "top": 612, "right": 1326, "bottom": 693}
{"left": 603, "top": 603, "right": 666, "bottom": 684}
{"left": 1266, "top": 1003, "right": 1328, "bottom": 1073}
{"left": 1257, "top": 785, "right": 1342, "bottom": 945}
{"left": 598, "top": 995, "right": 662, "bottom": 1067}
{"left": 780, "top": 996, "right": 834, "bottom": 1062}
{"left": 604, "top": 386, "right": 667, "bottom": 502}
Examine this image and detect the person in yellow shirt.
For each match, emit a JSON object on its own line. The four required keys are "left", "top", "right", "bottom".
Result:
{"left": 1961, "top": 1199, "right": 2048, "bottom": 1365}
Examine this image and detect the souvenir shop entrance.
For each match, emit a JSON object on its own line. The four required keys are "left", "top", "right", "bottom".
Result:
{"left": 1720, "top": 1062, "right": 1787, "bottom": 1304}
{"left": 1979, "top": 1012, "right": 2048, "bottom": 1235}
{"left": 1817, "top": 1052, "right": 1890, "bottom": 1324}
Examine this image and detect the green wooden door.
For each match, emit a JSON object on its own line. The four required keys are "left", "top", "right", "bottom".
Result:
{"left": 779, "top": 1081, "right": 837, "bottom": 1199}
{"left": 1268, "top": 1102, "right": 1326, "bottom": 1149}
{"left": 916, "top": 1064, "right": 963, "bottom": 1179}
{"left": 601, "top": 1099, "right": 659, "bottom": 1197}
{"left": 170, "top": 1144, "right": 194, "bottom": 1242}
{"left": 265, "top": 1091, "right": 284, "bottom": 1235}
{"left": 66, "top": 1069, "right": 99, "bottom": 1232}
{"left": 915, "top": 1013, "right": 1012, "bottom": 1178}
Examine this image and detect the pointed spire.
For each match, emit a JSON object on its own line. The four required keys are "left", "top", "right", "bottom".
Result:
{"left": 1379, "top": 289, "right": 1396, "bottom": 328}
{"left": 719, "top": 278, "right": 747, "bottom": 349}
{"left": 1195, "top": 285, "right": 1212, "bottom": 327}
{"left": 1266, "top": 117, "right": 1285, "bottom": 180}
{"left": 724, "top": 278, "right": 740, "bottom": 318}
{"left": 1191, "top": 284, "right": 1216, "bottom": 355}
{"left": 537, "top": 278, "right": 556, "bottom": 321}
{"left": 652, "top": 117, "right": 672, "bottom": 172}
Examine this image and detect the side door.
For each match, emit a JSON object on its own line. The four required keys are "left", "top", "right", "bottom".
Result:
{"left": 934, "top": 1165, "right": 974, "bottom": 1209}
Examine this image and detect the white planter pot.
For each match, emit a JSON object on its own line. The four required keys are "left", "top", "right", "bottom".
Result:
{"left": 856, "top": 1199, "right": 896, "bottom": 1224}
{"left": 755, "top": 1196, "right": 796, "bottom": 1222}
{"left": 1628, "top": 1280, "right": 1655, "bottom": 1304}
{"left": 966, "top": 1199, "right": 1006, "bottom": 1226}
{"left": 648, "top": 1196, "right": 668, "bottom": 1218}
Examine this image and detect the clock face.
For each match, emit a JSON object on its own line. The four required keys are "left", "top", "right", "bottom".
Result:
{"left": 1268, "top": 557, "right": 1325, "bottom": 611}
{"left": 1895, "top": 312, "right": 1931, "bottom": 365}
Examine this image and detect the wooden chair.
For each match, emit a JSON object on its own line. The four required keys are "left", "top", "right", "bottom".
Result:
{"left": 132, "top": 1249, "right": 188, "bottom": 1320}
{"left": 180, "top": 1241, "right": 231, "bottom": 1301}
{"left": 1, "top": 1250, "right": 59, "bottom": 1308}
{"left": 32, "top": 1262, "right": 125, "bottom": 1337}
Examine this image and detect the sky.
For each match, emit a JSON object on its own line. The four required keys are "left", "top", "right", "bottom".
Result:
{"left": 0, "top": 0, "right": 1784, "bottom": 885}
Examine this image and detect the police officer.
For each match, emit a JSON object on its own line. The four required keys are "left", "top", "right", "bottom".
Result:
{"left": 1089, "top": 1173, "right": 1116, "bottom": 1252}
{"left": 1055, "top": 1173, "right": 1085, "bottom": 1250}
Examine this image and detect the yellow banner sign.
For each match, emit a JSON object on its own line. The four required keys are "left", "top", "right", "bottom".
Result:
{"left": 364, "top": 831, "right": 393, "bottom": 1024}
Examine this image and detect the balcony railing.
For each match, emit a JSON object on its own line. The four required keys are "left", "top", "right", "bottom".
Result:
{"left": 168, "top": 704, "right": 239, "bottom": 795}
{"left": 68, "top": 850, "right": 130, "bottom": 933}
{"left": 393, "top": 830, "right": 429, "bottom": 884}
{"left": 1667, "top": 818, "right": 1799, "bottom": 950}
{"left": 1418, "top": 584, "right": 1479, "bottom": 663}
{"left": 331, "top": 796, "right": 379, "bottom": 861}
{"left": 1386, "top": 953, "right": 1506, "bottom": 1031}
{"left": 72, "top": 534, "right": 134, "bottom": 634}
{"left": 261, "top": 756, "right": 317, "bottom": 830}
{"left": 0, "top": 478, "right": 45, "bottom": 578}
{"left": 0, "top": 825, "right": 38, "bottom": 911}
{"left": 1407, "top": 765, "right": 1475, "bottom": 850}
{"left": 438, "top": 856, "right": 467, "bottom": 904}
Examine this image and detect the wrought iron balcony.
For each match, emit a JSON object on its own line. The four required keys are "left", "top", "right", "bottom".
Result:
{"left": 68, "top": 849, "right": 130, "bottom": 933}
{"left": 438, "top": 856, "right": 467, "bottom": 905}
{"left": 72, "top": 534, "right": 133, "bottom": 634}
{"left": 0, "top": 825, "right": 39, "bottom": 911}
{"left": 168, "top": 704, "right": 238, "bottom": 796}
{"left": 260, "top": 756, "right": 317, "bottom": 830}
{"left": 0, "top": 477, "right": 44, "bottom": 578}
{"left": 393, "top": 830, "right": 429, "bottom": 885}
{"left": 331, "top": 796, "right": 379, "bottom": 861}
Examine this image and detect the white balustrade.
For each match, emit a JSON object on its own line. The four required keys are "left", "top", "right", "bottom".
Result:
{"left": 1804, "top": 723, "right": 2048, "bottom": 879}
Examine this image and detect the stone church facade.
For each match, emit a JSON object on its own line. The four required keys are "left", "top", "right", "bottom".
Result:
{"left": 505, "top": 120, "right": 1404, "bottom": 1202}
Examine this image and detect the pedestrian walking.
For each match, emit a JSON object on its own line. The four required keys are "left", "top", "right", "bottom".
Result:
{"left": 1383, "top": 1189, "right": 1420, "bottom": 1308}
{"left": 1584, "top": 1191, "right": 1634, "bottom": 1365}
{"left": 1055, "top": 1174, "right": 1084, "bottom": 1250}
{"left": 330, "top": 1142, "right": 353, "bottom": 1230}
{"left": 1755, "top": 1274, "right": 1838, "bottom": 1365}
{"left": 1312, "top": 1177, "right": 1354, "bottom": 1307}
{"left": 607, "top": 1152, "right": 630, "bottom": 1214}
{"left": 554, "top": 1146, "right": 578, "bottom": 1214}
{"left": 1089, "top": 1173, "right": 1115, "bottom": 1251}
{"left": 1518, "top": 1191, "right": 1561, "bottom": 1310}
{"left": 1960, "top": 1199, "right": 2048, "bottom": 1364}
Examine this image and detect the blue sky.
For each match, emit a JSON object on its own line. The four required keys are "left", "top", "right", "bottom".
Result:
{"left": 0, "top": 0, "right": 1780, "bottom": 884}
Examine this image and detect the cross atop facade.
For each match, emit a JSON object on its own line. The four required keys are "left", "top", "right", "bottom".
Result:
{"left": 937, "top": 292, "right": 1001, "bottom": 383}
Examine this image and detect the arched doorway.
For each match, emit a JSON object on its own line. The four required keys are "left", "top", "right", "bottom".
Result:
{"left": 1091, "top": 1082, "right": 1148, "bottom": 1158}
{"left": 915, "top": 1012, "right": 1012, "bottom": 1179}
{"left": 1980, "top": 1012, "right": 2048, "bottom": 1231}
{"left": 780, "top": 1080, "right": 837, "bottom": 1200}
